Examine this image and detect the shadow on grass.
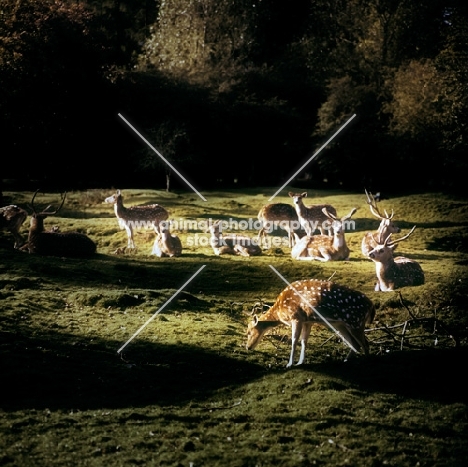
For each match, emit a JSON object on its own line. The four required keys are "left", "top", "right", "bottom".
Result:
{"left": 0, "top": 329, "right": 260, "bottom": 412}
{"left": 305, "top": 346, "right": 468, "bottom": 404}
{"left": 2, "top": 326, "right": 467, "bottom": 413}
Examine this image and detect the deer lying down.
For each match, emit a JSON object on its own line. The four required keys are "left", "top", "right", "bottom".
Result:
{"left": 367, "top": 226, "right": 424, "bottom": 291}
{"left": 152, "top": 223, "right": 182, "bottom": 257}
{"left": 246, "top": 279, "right": 375, "bottom": 367}
{"left": 209, "top": 220, "right": 261, "bottom": 256}
{"left": 291, "top": 207, "right": 357, "bottom": 261}
{"left": 24, "top": 191, "right": 96, "bottom": 257}
{"left": 0, "top": 204, "right": 28, "bottom": 248}
{"left": 361, "top": 189, "right": 400, "bottom": 257}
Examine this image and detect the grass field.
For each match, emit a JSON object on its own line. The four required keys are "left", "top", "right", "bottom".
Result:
{"left": 1, "top": 187, "right": 467, "bottom": 466}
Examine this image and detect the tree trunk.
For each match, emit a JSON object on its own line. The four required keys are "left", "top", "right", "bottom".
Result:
{"left": 166, "top": 172, "right": 171, "bottom": 192}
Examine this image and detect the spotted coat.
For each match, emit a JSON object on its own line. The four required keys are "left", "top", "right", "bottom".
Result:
{"left": 246, "top": 279, "right": 375, "bottom": 367}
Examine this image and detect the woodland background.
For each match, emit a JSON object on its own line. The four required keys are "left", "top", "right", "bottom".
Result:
{"left": 1, "top": 0, "right": 467, "bottom": 194}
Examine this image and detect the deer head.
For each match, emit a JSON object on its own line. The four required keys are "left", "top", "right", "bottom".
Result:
{"left": 29, "top": 190, "right": 66, "bottom": 233}
{"left": 368, "top": 226, "right": 417, "bottom": 262}
{"left": 104, "top": 190, "right": 122, "bottom": 205}
{"left": 322, "top": 207, "right": 357, "bottom": 235}
{"left": 365, "top": 189, "right": 400, "bottom": 240}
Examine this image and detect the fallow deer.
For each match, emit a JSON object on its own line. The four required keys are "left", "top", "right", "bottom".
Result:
{"left": 367, "top": 226, "right": 425, "bottom": 291}
{"left": 152, "top": 222, "right": 182, "bottom": 257}
{"left": 209, "top": 220, "right": 262, "bottom": 256}
{"left": 361, "top": 189, "right": 400, "bottom": 256}
{"left": 289, "top": 192, "right": 337, "bottom": 236}
{"left": 291, "top": 207, "right": 357, "bottom": 261}
{"left": 256, "top": 203, "right": 301, "bottom": 248}
{"left": 104, "top": 190, "right": 169, "bottom": 253}
{"left": 24, "top": 191, "right": 96, "bottom": 256}
{"left": 246, "top": 279, "right": 375, "bottom": 367}
{"left": 0, "top": 204, "right": 28, "bottom": 248}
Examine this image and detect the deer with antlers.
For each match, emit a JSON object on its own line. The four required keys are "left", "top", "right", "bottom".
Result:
{"left": 152, "top": 222, "right": 182, "bottom": 257}
{"left": 257, "top": 203, "right": 302, "bottom": 248}
{"left": 24, "top": 191, "right": 96, "bottom": 256}
{"left": 289, "top": 192, "right": 337, "bottom": 236}
{"left": 367, "top": 226, "right": 424, "bottom": 291}
{"left": 291, "top": 207, "right": 357, "bottom": 261}
{"left": 361, "top": 189, "right": 401, "bottom": 256}
{"left": 0, "top": 204, "right": 28, "bottom": 248}
{"left": 209, "top": 220, "right": 262, "bottom": 256}
{"left": 104, "top": 190, "right": 169, "bottom": 253}
{"left": 246, "top": 279, "right": 375, "bottom": 367}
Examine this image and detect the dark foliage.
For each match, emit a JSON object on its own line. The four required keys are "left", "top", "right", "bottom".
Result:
{"left": 1, "top": 0, "right": 467, "bottom": 194}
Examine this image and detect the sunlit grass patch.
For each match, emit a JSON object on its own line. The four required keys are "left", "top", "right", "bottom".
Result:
{"left": 1, "top": 187, "right": 467, "bottom": 466}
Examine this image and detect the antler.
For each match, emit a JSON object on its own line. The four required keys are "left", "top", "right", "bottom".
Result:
{"left": 365, "top": 189, "right": 393, "bottom": 220}
{"left": 31, "top": 190, "right": 67, "bottom": 217}
{"left": 342, "top": 207, "right": 357, "bottom": 221}
{"left": 322, "top": 207, "right": 337, "bottom": 221}
{"left": 383, "top": 225, "right": 417, "bottom": 247}
{"left": 250, "top": 300, "right": 271, "bottom": 315}
{"left": 322, "top": 207, "right": 357, "bottom": 222}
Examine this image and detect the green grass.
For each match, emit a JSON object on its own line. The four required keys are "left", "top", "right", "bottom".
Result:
{"left": 1, "top": 187, "right": 467, "bottom": 466}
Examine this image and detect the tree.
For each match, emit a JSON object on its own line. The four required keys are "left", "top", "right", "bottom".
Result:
{"left": 137, "top": 119, "right": 192, "bottom": 192}
{"left": 307, "top": 0, "right": 468, "bottom": 190}
{"left": 383, "top": 7, "right": 468, "bottom": 189}
{"left": 138, "top": 0, "right": 257, "bottom": 84}
{"left": 0, "top": 0, "right": 113, "bottom": 186}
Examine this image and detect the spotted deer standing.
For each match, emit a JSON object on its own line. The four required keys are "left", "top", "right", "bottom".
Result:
{"left": 246, "top": 279, "right": 375, "bottom": 367}
{"left": 104, "top": 190, "right": 169, "bottom": 253}
{"left": 0, "top": 204, "right": 28, "bottom": 248}
{"left": 256, "top": 203, "right": 302, "bottom": 248}
{"left": 209, "top": 220, "right": 262, "bottom": 256}
{"left": 291, "top": 207, "right": 357, "bottom": 261}
{"left": 367, "top": 226, "right": 424, "bottom": 291}
{"left": 289, "top": 192, "right": 337, "bottom": 236}
{"left": 24, "top": 191, "right": 96, "bottom": 256}
{"left": 361, "top": 189, "right": 400, "bottom": 257}
{"left": 152, "top": 222, "right": 182, "bottom": 257}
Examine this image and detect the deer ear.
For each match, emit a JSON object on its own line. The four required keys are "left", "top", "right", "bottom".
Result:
{"left": 288, "top": 192, "right": 293, "bottom": 197}
{"left": 301, "top": 192, "right": 308, "bottom": 198}
{"left": 252, "top": 315, "right": 259, "bottom": 325}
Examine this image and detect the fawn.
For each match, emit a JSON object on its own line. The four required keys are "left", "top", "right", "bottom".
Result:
{"left": 209, "top": 220, "right": 262, "bottom": 256}
{"left": 152, "top": 222, "right": 182, "bottom": 257}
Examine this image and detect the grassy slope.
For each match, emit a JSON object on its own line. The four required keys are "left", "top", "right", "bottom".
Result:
{"left": 1, "top": 187, "right": 467, "bottom": 466}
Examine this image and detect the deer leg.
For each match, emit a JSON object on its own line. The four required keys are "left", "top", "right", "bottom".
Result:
{"left": 301, "top": 220, "right": 313, "bottom": 236}
{"left": 296, "top": 323, "right": 312, "bottom": 366}
{"left": 286, "top": 228, "right": 293, "bottom": 248}
{"left": 257, "top": 228, "right": 265, "bottom": 247}
{"left": 12, "top": 231, "right": 25, "bottom": 249}
{"left": 233, "top": 244, "right": 251, "bottom": 256}
{"left": 296, "top": 256, "right": 315, "bottom": 261}
{"left": 314, "top": 247, "right": 331, "bottom": 261}
{"left": 151, "top": 237, "right": 161, "bottom": 256}
{"left": 124, "top": 225, "right": 135, "bottom": 248}
{"left": 287, "top": 321, "right": 303, "bottom": 368}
